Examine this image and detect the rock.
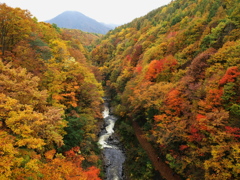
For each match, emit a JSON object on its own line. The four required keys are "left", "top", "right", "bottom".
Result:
{"left": 105, "top": 159, "right": 111, "bottom": 167}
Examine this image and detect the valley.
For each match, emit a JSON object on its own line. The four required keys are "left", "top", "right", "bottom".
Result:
{"left": 0, "top": 0, "right": 240, "bottom": 179}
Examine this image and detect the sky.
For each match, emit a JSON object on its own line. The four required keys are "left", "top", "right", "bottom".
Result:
{"left": 2, "top": 0, "right": 172, "bottom": 25}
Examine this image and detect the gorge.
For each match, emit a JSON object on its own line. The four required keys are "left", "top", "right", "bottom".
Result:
{"left": 0, "top": 0, "right": 240, "bottom": 179}
{"left": 98, "top": 99, "right": 125, "bottom": 180}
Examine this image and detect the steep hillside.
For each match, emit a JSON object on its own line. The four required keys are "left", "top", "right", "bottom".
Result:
{"left": 91, "top": 0, "right": 240, "bottom": 179}
{"left": 46, "top": 11, "right": 111, "bottom": 34}
{"left": 0, "top": 3, "right": 103, "bottom": 179}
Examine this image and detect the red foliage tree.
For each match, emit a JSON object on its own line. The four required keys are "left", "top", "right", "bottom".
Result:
{"left": 225, "top": 126, "right": 240, "bottom": 138}
{"left": 135, "top": 66, "right": 143, "bottom": 73}
{"left": 179, "top": 144, "right": 188, "bottom": 151}
{"left": 219, "top": 66, "right": 240, "bottom": 85}
{"left": 188, "top": 125, "right": 204, "bottom": 142}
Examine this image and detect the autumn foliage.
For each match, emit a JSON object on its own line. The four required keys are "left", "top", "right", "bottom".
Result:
{"left": 145, "top": 55, "right": 177, "bottom": 81}
{"left": 0, "top": 3, "right": 102, "bottom": 179}
{"left": 219, "top": 66, "right": 240, "bottom": 85}
{"left": 2, "top": 0, "right": 240, "bottom": 179}
{"left": 90, "top": 0, "right": 240, "bottom": 179}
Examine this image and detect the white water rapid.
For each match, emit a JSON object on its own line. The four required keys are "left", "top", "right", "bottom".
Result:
{"left": 98, "top": 100, "right": 125, "bottom": 180}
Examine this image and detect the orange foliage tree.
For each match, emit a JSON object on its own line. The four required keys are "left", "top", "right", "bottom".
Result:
{"left": 145, "top": 55, "right": 177, "bottom": 82}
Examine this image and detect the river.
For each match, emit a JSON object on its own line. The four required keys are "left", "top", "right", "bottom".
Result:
{"left": 98, "top": 100, "right": 125, "bottom": 180}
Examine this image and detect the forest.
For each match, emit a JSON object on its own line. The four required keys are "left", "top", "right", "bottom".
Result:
{"left": 0, "top": 3, "right": 103, "bottom": 179}
{"left": 90, "top": 0, "right": 240, "bottom": 179}
{"left": 1, "top": 0, "right": 240, "bottom": 179}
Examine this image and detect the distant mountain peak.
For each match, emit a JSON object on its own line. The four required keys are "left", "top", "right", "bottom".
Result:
{"left": 46, "top": 11, "right": 111, "bottom": 34}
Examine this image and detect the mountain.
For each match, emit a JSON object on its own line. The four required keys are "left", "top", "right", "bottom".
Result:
{"left": 46, "top": 11, "right": 111, "bottom": 34}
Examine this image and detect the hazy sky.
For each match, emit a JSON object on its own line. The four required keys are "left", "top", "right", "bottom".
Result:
{"left": 2, "top": 0, "right": 172, "bottom": 24}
